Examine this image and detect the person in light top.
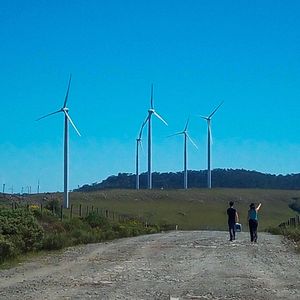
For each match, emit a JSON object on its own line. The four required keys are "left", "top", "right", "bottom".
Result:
{"left": 248, "top": 202, "right": 262, "bottom": 243}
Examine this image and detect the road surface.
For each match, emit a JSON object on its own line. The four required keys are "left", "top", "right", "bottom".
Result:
{"left": 0, "top": 231, "right": 299, "bottom": 299}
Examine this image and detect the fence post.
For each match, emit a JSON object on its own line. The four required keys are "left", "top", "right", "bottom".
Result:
{"left": 96, "top": 207, "right": 99, "bottom": 214}
{"left": 86, "top": 205, "right": 89, "bottom": 216}
{"left": 79, "top": 204, "right": 82, "bottom": 217}
{"left": 92, "top": 206, "right": 94, "bottom": 212}
{"left": 105, "top": 209, "right": 109, "bottom": 218}
{"left": 70, "top": 205, "right": 73, "bottom": 219}
{"left": 41, "top": 203, "right": 43, "bottom": 215}
{"left": 60, "top": 205, "right": 63, "bottom": 221}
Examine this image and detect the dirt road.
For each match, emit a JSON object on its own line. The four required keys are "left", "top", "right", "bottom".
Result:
{"left": 0, "top": 231, "right": 299, "bottom": 299}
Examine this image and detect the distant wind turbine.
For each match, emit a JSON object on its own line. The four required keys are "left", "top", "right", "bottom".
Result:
{"left": 37, "top": 75, "right": 81, "bottom": 208}
{"left": 200, "top": 101, "right": 223, "bottom": 189}
{"left": 142, "top": 84, "right": 168, "bottom": 189}
{"left": 135, "top": 120, "right": 147, "bottom": 190}
{"left": 168, "top": 118, "right": 198, "bottom": 189}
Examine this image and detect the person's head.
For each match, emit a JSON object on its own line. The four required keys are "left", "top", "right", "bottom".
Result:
{"left": 250, "top": 203, "right": 255, "bottom": 209}
{"left": 229, "top": 201, "right": 234, "bottom": 207}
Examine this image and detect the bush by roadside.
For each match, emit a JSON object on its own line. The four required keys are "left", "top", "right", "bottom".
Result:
{"left": 267, "top": 225, "right": 300, "bottom": 250}
{"left": 0, "top": 207, "right": 160, "bottom": 265}
{"left": 0, "top": 208, "right": 44, "bottom": 262}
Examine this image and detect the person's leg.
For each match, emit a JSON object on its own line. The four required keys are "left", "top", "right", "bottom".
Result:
{"left": 249, "top": 220, "right": 254, "bottom": 242}
{"left": 228, "top": 223, "right": 233, "bottom": 241}
{"left": 253, "top": 220, "right": 258, "bottom": 242}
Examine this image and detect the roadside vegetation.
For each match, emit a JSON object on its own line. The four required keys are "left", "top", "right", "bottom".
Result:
{"left": 1, "top": 187, "right": 299, "bottom": 265}
{"left": 0, "top": 202, "right": 159, "bottom": 266}
{"left": 267, "top": 225, "right": 300, "bottom": 251}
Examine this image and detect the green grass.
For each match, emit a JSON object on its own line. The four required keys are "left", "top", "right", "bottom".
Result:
{"left": 67, "top": 188, "right": 300, "bottom": 230}
{"left": 7, "top": 188, "right": 300, "bottom": 230}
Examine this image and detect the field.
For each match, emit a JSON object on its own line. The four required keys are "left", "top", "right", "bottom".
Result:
{"left": 14, "top": 188, "right": 299, "bottom": 231}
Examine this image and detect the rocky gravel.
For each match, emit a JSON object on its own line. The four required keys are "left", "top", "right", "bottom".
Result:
{"left": 0, "top": 231, "right": 299, "bottom": 299}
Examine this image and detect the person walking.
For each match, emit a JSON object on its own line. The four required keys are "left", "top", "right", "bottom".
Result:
{"left": 248, "top": 202, "right": 262, "bottom": 243}
{"left": 227, "top": 201, "right": 239, "bottom": 241}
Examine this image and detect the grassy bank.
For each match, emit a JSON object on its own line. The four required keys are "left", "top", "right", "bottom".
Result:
{"left": 22, "top": 188, "right": 299, "bottom": 231}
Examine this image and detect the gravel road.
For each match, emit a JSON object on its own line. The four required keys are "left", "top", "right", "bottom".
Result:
{"left": 0, "top": 231, "right": 299, "bottom": 300}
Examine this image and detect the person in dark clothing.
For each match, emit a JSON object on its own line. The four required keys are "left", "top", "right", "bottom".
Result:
{"left": 248, "top": 202, "right": 262, "bottom": 243}
{"left": 227, "top": 201, "right": 239, "bottom": 241}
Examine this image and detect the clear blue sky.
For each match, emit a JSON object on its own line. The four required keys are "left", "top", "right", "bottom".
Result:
{"left": 1, "top": 0, "right": 300, "bottom": 193}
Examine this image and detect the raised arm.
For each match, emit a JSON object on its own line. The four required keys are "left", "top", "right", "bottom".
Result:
{"left": 256, "top": 203, "right": 262, "bottom": 211}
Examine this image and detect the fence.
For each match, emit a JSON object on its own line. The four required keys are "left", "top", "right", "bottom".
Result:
{"left": 9, "top": 201, "right": 147, "bottom": 225}
{"left": 279, "top": 215, "right": 300, "bottom": 228}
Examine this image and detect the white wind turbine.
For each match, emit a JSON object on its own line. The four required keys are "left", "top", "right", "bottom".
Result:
{"left": 143, "top": 84, "right": 168, "bottom": 189}
{"left": 200, "top": 101, "right": 223, "bottom": 189}
{"left": 135, "top": 120, "right": 147, "bottom": 190}
{"left": 168, "top": 118, "right": 198, "bottom": 189}
{"left": 37, "top": 75, "right": 81, "bottom": 208}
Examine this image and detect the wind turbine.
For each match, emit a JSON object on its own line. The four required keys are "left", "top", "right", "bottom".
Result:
{"left": 135, "top": 120, "right": 147, "bottom": 190}
{"left": 200, "top": 101, "right": 223, "bottom": 189}
{"left": 142, "top": 84, "right": 168, "bottom": 189}
{"left": 168, "top": 118, "right": 198, "bottom": 189}
{"left": 37, "top": 75, "right": 81, "bottom": 208}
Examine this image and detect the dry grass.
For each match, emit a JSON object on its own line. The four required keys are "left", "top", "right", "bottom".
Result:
{"left": 3, "top": 188, "right": 299, "bottom": 230}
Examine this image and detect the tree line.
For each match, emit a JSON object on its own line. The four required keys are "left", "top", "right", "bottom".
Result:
{"left": 75, "top": 169, "right": 300, "bottom": 191}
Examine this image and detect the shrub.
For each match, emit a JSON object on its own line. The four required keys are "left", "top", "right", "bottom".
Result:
{"left": 0, "top": 208, "right": 44, "bottom": 252}
{"left": 63, "top": 217, "right": 90, "bottom": 232}
{"left": 0, "top": 234, "right": 17, "bottom": 262}
{"left": 112, "top": 224, "right": 131, "bottom": 238}
{"left": 42, "top": 232, "right": 68, "bottom": 250}
{"left": 44, "top": 199, "right": 61, "bottom": 215}
{"left": 285, "top": 227, "right": 300, "bottom": 242}
{"left": 265, "top": 226, "right": 283, "bottom": 235}
{"left": 84, "top": 212, "right": 110, "bottom": 229}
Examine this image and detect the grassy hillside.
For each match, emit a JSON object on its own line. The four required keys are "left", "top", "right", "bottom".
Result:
{"left": 4, "top": 188, "right": 299, "bottom": 231}
{"left": 69, "top": 188, "right": 299, "bottom": 230}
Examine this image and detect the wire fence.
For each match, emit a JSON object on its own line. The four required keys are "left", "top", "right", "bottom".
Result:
{"left": 9, "top": 201, "right": 149, "bottom": 226}
{"left": 279, "top": 215, "right": 300, "bottom": 228}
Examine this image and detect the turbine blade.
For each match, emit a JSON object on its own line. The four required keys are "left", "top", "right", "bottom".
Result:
{"left": 63, "top": 74, "right": 72, "bottom": 108}
{"left": 208, "top": 101, "right": 224, "bottom": 119}
{"left": 200, "top": 115, "right": 209, "bottom": 120}
{"left": 153, "top": 111, "right": 168, "bottom": 126}
{"left": 150, "top": 84, "right": 154, "bottom": 109}
{"left": 184, "top": 117, "right": 190, "bottom": 131}
{"left": 36, "top": 109, "right": 62, "bottom": 121}
{"left": 64, "top": 111, "right": 81, "bottom": 136}
{"left": 138, "top": 118, "right": 148, "bottom": 139}
{"left": 186, "top": 133, "right": 198, "bottom": 149}
{"left": 208, "top": 123, "right": 213, "bottom": 145}
{"left": 139, "top": 139, "right": 145, "bottom": 155}
{"left": 167, "top": 132, "right": 183, "bottom": 138}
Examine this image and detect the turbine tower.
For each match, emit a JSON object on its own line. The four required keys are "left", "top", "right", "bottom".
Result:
{"left": 135, "top": 120, "right": 147, "bottom": 190}
{"left": 200, "top": 101, "right": 223, "bottom": 189}
{"left": 143, "top": 84, "right": 168, "bottom": 189}
{"left": 37, "top": 75, "right": 81, "bottom": 208}
{"left": 168, "top": 118, "right": 198, "bottom": 189}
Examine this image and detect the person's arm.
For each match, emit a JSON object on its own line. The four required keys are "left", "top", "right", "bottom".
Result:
{"left": 256, "top": 203, "right": 262, "bottom": 211}
{"left": 235, "top": 212, "right": 239, "bottom": 223}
